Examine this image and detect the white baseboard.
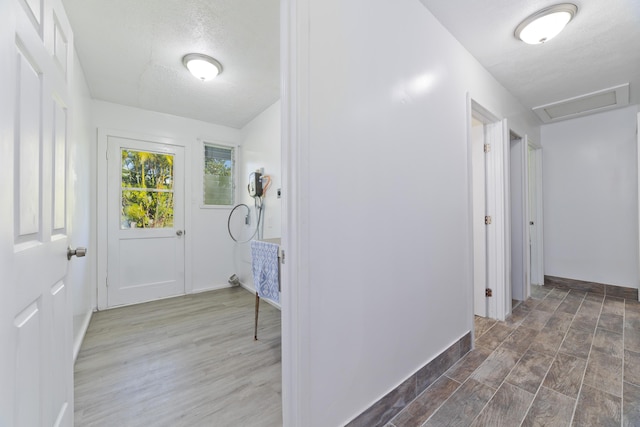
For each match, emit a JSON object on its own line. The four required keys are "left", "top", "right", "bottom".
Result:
{"left": 189, "top": 283, "right": 233, "bottom": 294}
{"left": 239, "top": 281, "right": 281, "bottom": 310}
{"left": 73, "top": 309, "right": 93, "bottom": 363}
{"left": 239, "top": 281, "right": 254, "bottom": 294}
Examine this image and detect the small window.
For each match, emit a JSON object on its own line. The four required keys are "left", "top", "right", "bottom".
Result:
{"left": 203, "top": 143, "right": 234, "bottom": 206}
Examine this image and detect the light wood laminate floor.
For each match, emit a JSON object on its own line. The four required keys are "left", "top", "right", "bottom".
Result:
{"left": 74, "top": 287, "right": 282, "bottom": 427}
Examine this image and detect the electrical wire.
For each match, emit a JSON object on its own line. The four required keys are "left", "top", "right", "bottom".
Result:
{"left": 227, "top": 174, "right": 271, "bottom": 243}
{"left": 262, "top": 175, "right": 272, "bottom": 195}
{"left": 227, "top": 202, "right": 263, "bottom": 243}
{"left": 255, "top": 196, "right": 264, "bottom": 240}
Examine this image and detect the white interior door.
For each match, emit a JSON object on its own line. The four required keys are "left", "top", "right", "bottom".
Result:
{"left": 471, "top": 102, "right": 509, "bottom": 321}
{"left": 485, "top": 118, "right": 510, "bottom": 321}
{"left": 107, "top": 135, "right": 186, "bottom": 307}
{"left": 471, "top": 120, "right": 487, "bottom": 317}
{"left": 0, "top": 0, "right": 75, "bottom": 425}
{"left": 510, "top": 134, "right": 526, "bottom": 302}
{"left": 528, "top": 144, "right": 540, "bottom": 285}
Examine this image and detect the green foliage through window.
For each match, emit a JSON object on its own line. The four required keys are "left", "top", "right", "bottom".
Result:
{"left": 204, "top": 144, "right": 234, "bottom": 205}
{"left": 121, "top": 149, "right": 174, "bottom": 229}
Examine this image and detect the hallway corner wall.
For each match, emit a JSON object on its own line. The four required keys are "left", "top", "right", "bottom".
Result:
{"left": 69, "top": 50, "right": 95, "bottom": 359}
{"left": 286, "top": 1, "right": 541, "bottom": 425}
{"left": 542, "top": 105, "right": 639, "bottom": 289}
{"left": 234, "top": 100, "right": 282, "bottom": 294}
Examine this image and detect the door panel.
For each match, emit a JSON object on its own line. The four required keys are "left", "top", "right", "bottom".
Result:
{"left": 471, "top": 122, "right": 487, "bottom": 317}
{"left": 485, "top": 118, "right": 509, "bottom": 321}
{"left": 53, "top": 100, "right": 67, "bottom": 230}
{"left": 107, "top": 136, "right": 185, "bottom": 307}
{"left": 1, "top": 0, "right": 74, "bottom": 425}
{"left": 51, "top": 280, "right": 69, "bottom": 424}
{"left": 510, "top": 136, "right": 527, "bottom": 302}
{"left": 23, "top": 0, "right": 42, "bottom": 26}
{"left": 53, "top": 11, "right": 69, "bottom": 75}
{"left": 16, "top": 44, "right": 42, "bottom": 238}
{"left": 14, "top": 300, "right": 42, "bottom": 427}
{"left": 527, "top": 143, "right": 545, "bottom": 287}
{"left": 528, "top": 144, "right": 539, "bottom": 285}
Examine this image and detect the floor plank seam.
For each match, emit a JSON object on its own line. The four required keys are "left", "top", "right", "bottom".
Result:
{"left": 510, "top": 287, "right": 553, "bottom": 426}
{"left": 416, "top": 377, "right": 466, "bottom": 427}
{"left": 567, "top": 294, "right": 604, "bottom": 426}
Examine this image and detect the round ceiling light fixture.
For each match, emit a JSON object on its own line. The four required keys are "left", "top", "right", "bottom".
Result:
{"left": 182, "top": 53, "right": 223, "bottom": 81}
{"left": 515, "top": 3, "right": 577, "bottom": 45}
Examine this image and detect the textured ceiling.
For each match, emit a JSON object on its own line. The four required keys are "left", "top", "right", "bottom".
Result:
{"left": 64, "top": 1, "right": 638, "bottom": 128}
{"left": 419, "top": 0, "right": 640, "bottom": 115}
{"left": 62, "top": 0, "right": 280, "bottom": 129}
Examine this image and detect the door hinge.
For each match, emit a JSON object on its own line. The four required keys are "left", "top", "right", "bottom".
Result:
{"left": 280, "top": 249, "right": 285, "bottom": 264}
{"left": 485, "top": 215, "right": 492, "bottom": 225}
{"left": 106, "top": 277, "right": 109, "bottom": 288}
{"left": 485, "top": 288, "right": 493, "bottom": 297}
{"left": 484, "top": 143, "right": 491, "bottom": 153}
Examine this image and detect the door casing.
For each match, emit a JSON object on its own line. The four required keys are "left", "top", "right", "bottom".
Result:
{"left": 471, "top": 117, "right": 488, "bottom": 317}
{"left": 469, "top": 98, "right": 510, "bottom": 321}
{"left": 97, "top": 128, "right": 193, "bottom": 310}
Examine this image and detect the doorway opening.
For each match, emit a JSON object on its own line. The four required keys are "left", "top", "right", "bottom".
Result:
{"left": 471, "top": 115, "right": 488, "bottom": 318}
{"left": 528, "top": 141, "right": 544, "bottom": 287}
{"left": 469, "top": 99, "right": 509, "bottom": 321}
{"left": 510, "top": 131, "right": 528, "bottom": 310}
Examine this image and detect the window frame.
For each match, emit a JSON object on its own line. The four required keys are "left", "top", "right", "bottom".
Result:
{"left": 120, "top": 148, "right": 176, "bottom": 229}
{"left": 201, "top": 141, "right": 236, "bottom": 208}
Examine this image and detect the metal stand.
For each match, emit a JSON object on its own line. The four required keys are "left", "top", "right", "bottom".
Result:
{"left": 254, "top": 292, "right": 260, "bottom": 340}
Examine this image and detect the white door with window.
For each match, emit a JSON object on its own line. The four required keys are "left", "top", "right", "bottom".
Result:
{"left": 0, "top": 0, "right": 75, "bottom": 425}
{"left": 106, "top": 135, "right": 185, "bottom": 307}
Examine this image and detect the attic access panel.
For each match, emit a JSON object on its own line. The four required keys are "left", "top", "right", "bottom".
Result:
{"left": 533, "top": 83, "right": 629, "bottom": 123}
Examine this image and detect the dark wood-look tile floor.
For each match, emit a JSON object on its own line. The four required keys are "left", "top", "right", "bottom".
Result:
{"left": 387, "top": 285, "right": 640, "bottom": 427}
{"left": 74, "top": 287, "right": 282, "bottom": 427}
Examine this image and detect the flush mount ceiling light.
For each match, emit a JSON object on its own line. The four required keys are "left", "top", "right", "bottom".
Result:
{"left": 182, "top": 53, "right": 222, "bottom": 81}
{"left": 515, "top": 3, "right": 577, "bottom": 45}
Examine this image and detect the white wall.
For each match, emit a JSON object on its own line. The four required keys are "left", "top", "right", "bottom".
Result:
{"left": 68, "top": 52, "right": 95, "bottom": 357}
{"left": 285, "top": 1, "right": 540, "bottom": 425}
{"left": 234, "top": 100, "right": 282, "bottom": 292}
{"left": 542, "top": 105, "right": 639, "bottom": 288}
{"left": 91, "top": 100, "right": 242, "bottom": 294}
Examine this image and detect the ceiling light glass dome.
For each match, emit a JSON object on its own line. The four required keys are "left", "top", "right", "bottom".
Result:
{"left": 182, "top": 53, "right": 223, "bottom": 81}
{"left": 515, "top": 4, "right": 577, "bottom": 45}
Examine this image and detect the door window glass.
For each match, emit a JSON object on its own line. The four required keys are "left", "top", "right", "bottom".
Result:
{"left": 121, "top": 149, "right": 174, "bottom": 229}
